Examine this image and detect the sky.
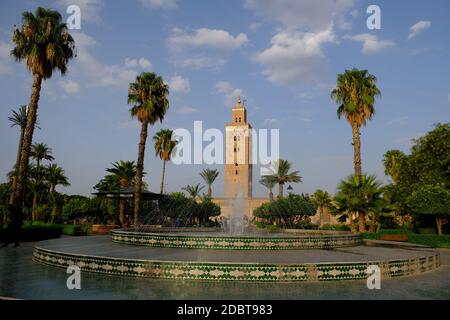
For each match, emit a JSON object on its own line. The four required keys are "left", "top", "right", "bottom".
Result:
{"left": 0, "top": 0, "right": 449, "bottom": 197}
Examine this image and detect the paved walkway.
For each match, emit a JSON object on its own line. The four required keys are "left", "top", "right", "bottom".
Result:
{"left": 1, "top": 240, "right": 450, "bottom": 299}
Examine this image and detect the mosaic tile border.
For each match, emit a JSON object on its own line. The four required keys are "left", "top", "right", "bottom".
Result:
{"left": 32, "top": 245, "right": 440, "bottom": 282}
{"left": 110, "top": 230, "right": 363, "bottom": 250}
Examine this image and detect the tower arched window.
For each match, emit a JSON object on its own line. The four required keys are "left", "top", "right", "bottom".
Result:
{"left": 235, "top": 170, "right": 238, "bottom": 175}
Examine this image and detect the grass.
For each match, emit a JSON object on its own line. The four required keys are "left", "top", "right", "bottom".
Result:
{"left": 363, "top": 229, "right": 450, "bottom": 248}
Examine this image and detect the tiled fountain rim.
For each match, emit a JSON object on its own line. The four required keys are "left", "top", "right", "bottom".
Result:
{"left": 32, "top": 244, "right": 440, "bottom": 282}
{"left": 111, "top": 228, "right": 363, "bottom": 250}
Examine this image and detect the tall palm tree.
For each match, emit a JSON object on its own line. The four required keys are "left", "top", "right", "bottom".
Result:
{"left": 106, "top": 161, "right": 137, "bottom": 225}
{"left": 311, "top": 189, "right": 332, "bottom": 225}
{"left": 153, "top": 129, "right": 177, "bottom": 194}
{"left": 182, "top": 184, "right": 204, "bottom": 200}
{"left": 10, "top": 7, "right": 75, "bottom": 226}
{"left": 269, "top": 159, "right": 302, "bottom": 198}
{"left": 259, "top": 175, "right": 276, "bottom": 201}
{"left": 333, "top": 174, "right": 383, "bottom": 233}
{"left": 30, "top": 143, "right": 54, "bottom": 221}
{"left": 128, "top": 72, "right": 169, "bottom": 226}
{"left": 331, "top": 68, "right": 380, "bottom": 177}
{"left": 331, "top": 69, "right": 380, "bottom": 230}
{"left": 383, "top": 150, "right": 406, "bottom": 185}
{"left": 200, "top": 169, "right": 219, "bottom": 197}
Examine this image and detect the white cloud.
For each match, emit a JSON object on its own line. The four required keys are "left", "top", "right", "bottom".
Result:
{"left": 386, "top": 116, "right": 409, "bottom": 127}
{"left": 57, "top": 0, "right": 104, "bottom": 24}
{"left": 263, "top": 118, "right": 280, "bottom": 127}
{"left": 140, "top": 0, "right": 177, "bottom": 9}
{"left": 168, "top": 28, "right": 248, "bottom": 52}
{"left": 124, "top": 57, "right": 152, "bottom": 69}
{"left": 177, "top": 106, "right": 198, "bottom": 114}
{"left": 244, "top": 0, "right": 356, "bottom": 31}
{"left": 71, "top": 32, "right": 141, "bottom": 87}
{"left": 168, "top": 75, "right": 191, "bottom": 93}
{"left": 255, "top": 28, "right": 335, "bottom": 85}
{"left": 249, "top": 22, "right": 262, "bottom": 31}
{"left": 59, "top": 80, "right": 80, "bottom": 94}
{"left": 346, "top": 33, "right": 395, "bottom": 54}
{"left": 174, "top": 56, "right": 226, "bottom": 69}
{"left": 167, "top": 28, "right": 247, "bottom": 70}
{"left": 0, "top": 41, "right": 13, "bottom": 75}
{"left": 215, "top": 81, "right": 245, "bottom": 107}
{"left": 408, "top": 20, "right": 431, "bottom": 40}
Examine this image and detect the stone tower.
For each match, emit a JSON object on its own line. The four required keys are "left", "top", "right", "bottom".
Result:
{"left": 224, "top": 96, "right": 253, "bottom": 198}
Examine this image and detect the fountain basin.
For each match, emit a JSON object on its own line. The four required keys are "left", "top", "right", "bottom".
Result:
{"left": 111, "top": 228, "right": 363, "bottom": 250}
{"left": 33, "top": 236, "right": 440, "bottom": 282}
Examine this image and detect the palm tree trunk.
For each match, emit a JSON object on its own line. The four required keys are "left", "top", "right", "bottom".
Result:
{"left": 358, "top": 212, "right": 366, "bottom": 233}
{"left": 11, "top": 74, "right": 42, "bottom": 230}
{"left": 351, "top": 123, "right": 362, "bottom": 177}
{"left": 352, "top": 123, "right": 365, "bottom": 232}
{"left": 269, "top": 190, "right": 273, "bottom": 201}
{"left": 278, "top": 183, "right": 284, "bottom": 198}
{"left": 208, "top": 185, "right": 212, "bottom": 198}
{"left": 9, "top": 127, "right": 25, "bottom": 205}
{"left": 134, "top": 120, "right": 148, "bottom": 226}
{"left": 160, "top": 159, "right": 166, "bottom": 194}
{"left": 119, "top": 199, "right": 126, "bottom": 226}
{"left": 32, "top": 160, "right": 41, "bottom": 222}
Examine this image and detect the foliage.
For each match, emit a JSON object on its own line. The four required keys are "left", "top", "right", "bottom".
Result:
{"left": 362, "top": 229, "right": 450, "bottom": 248}
{"left": 319, "top": 224, "right": 351, "bottom": 231}
{"left": 265, "top": 159, "right": 302, "bottom": 198}
{"left": 383, "top": 150, "right": 407, "bottom": 184}
{"left": 0, "top": 223, "right": 62, "bottom": 241}
{"left": 182, "top": 183, "right": 204, "bottom": 199}
{"left": 253, "top": 194, "right": 317, "bottom": 227}
{"left": 200, "top": 168, "right": 219, "bottom": 197}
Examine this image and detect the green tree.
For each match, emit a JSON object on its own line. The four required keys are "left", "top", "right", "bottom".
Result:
{"left": 106, "top": 161, "right": 137, "bottom": 225}
{"left": 128, "top": 72, "right": 169, "bottom": 226}
{"left": 331, "top": 69, "right": 380, "bottom": 230}
{"left": 10, "top": 7, "right": 75, "bottom": 228}
{"left": 268, "top": 159, "right": 302, "bottom": 198}
{"left": 408, "top": 184, "right": 450, "bottom": 235}
{"left": 200, "top": 168, "right": 219, "bottom": 197}
{"left": 46, "top": 164, "right": 70, "bottom": 194}
{"left": 311, "top": 189, "right": 332, "bottom": 225}
{"left": 259, "top": 175, "right": 277, "bottom": 201}
{"left": 383, "top": 150, "right": 406, "bottom": 185}
{"left": 182, "top": 183, "right": 204, "bottom": 199}
{"left": 331, "top": 69, "right": 380, "bottom": 177}
{"left": 333, "top": 174, "right": 383, "bottom": 233}
{"left": 30, "top": 142, "right": 54, "bottom": 221}
{"left": 8, "top": 105, "right": 40, "bottom": 204}
{"left": 153, "top": 129, "right": 177, "bottom": 194}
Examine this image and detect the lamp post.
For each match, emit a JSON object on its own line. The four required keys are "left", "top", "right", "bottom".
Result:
{"left": 287, "top": 185, "right": 293, "bottom": 195}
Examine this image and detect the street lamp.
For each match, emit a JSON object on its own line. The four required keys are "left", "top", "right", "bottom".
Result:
{"left": 287, "top": 185, "right": 293, "bottom": 195}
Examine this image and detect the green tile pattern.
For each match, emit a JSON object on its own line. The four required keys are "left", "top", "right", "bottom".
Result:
{"left": 33, "top": 246, "right": 440, "bottom": 282}
{"left": 110, "top": 230, "right": 363, "bottom": 250}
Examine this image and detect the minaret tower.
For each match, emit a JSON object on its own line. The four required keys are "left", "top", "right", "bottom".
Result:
{"left": 224, "top": 96, "right": 253, "bottom": 198}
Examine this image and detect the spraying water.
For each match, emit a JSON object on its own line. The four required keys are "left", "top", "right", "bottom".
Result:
{"left": 227, "top": 187, "right": 248, "bottom": 235}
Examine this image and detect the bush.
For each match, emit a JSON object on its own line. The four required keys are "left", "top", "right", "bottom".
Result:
{"left": 0, "top": 224, "right": 62, "bottom": 241}
{"left": 362, "top": 228, "right": 450, "bottom": 248}
{"left": 253, "top": 194, "right": 317, "bottom": 227}
{"left": 320, "top": 224, "right": 351, "bottom": 231}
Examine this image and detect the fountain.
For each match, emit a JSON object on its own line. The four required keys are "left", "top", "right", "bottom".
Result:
{"left": 228, "top": 188, "right": 248, "bottom": 235}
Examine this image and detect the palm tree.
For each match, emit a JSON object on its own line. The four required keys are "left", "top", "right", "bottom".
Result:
{"left": 8, "top": 105, "right": 29, "bottom": 204}
{"left": 383, "top": 150, "right": 406, "bottom": 184}
{"left": 269, "top": 159, "right": 302, "bottom": 198}
{"left": 46, "top": 164, "right": 70, "bottom": 194}
{"left": 106, "top": 161, "right": 137, "bottom": 225}
{"left": 259, "top": 175, "right": 276, "bottom": 201}
{"left": 128, "top": 72, "right": 169, "bottom": 226}
{"left": 311, "top": 190, "right": 332, "bottom": 226}
{"left": 10, "top": 7, "right": 75, "bottom": 227}
{"left": 331, "top": 68, "right": 380, "bottom": 177}
{"left": 30, "top": 143, "right": 54, "bottom": 221}
{"left": 182, "top": 184, "right": 204, "bottom": 200}
{"left": 200, "top": 169, "right": 219, "bottom": 197}
{"left": 153, "top": 129, "right": 177, "bottom": 194}
{"left": 333, "top": 174, "right": 383, "bottom": 233}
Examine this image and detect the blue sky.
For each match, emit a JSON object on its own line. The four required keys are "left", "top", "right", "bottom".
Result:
{"left": 0, "top": 0, "right": 449, "bottom": 197}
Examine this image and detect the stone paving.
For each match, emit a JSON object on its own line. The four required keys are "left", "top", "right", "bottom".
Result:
{"left": 1, "top": 239, "right": 450, "bottom": 299}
